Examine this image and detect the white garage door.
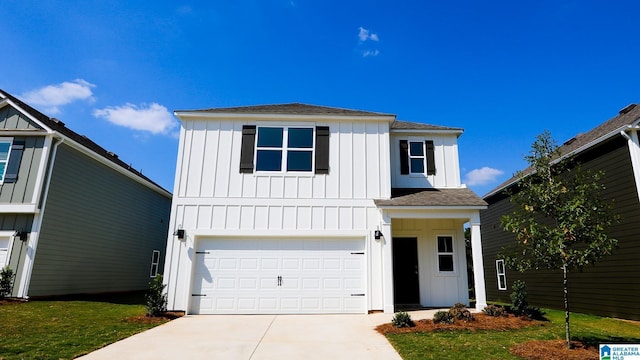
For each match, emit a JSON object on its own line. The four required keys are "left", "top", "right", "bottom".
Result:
{"left": 190, "top": 238, "right": 366, "bottom": 314}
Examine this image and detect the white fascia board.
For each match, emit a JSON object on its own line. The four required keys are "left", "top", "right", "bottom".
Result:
{"left": 377, "top": 205, "right": 487, "bottom": 211}
{"left": 483, "top": 124, "right": 636, "bottom": 199}
{"left": 172, "top": 197, "right": 376, "bottom": 207}
{"left": 0, "top": 130, "right": 50, "bottom": 136}
{"left": 0, "top": 99, "right": 54, "bottom": 133}
{"left": 0, "top": 204, "right": 39, "bottom": 213}
{"left": 54, "top": 133, "right": 172, "bottom": 198}
{"left": 379, "top": 207, "right": 485, "bottom": 220}
{"left": 174, "top": 111, "right": 396, "bottom": 123}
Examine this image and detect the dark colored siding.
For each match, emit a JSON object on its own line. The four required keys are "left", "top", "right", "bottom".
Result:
{"left": 28, "top": 144, "right": 171, "bottom": 296}
{"left": 481, "top": 136, "right": 640, "bottom": 320}
{"left": 0, "top": 106, "right": 42, "bottom": 130}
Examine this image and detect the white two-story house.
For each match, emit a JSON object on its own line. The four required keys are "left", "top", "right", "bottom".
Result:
{"left": 163, "top": 103, "right": 487, "bottom": 314}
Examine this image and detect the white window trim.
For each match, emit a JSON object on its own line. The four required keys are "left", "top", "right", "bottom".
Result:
{"left": 150, "top": 250, "right": 160, "bottom": 278}
{"left": 254, "top": 126, "right": 315, "bottom": 174}
{"left": 407, "top": 137, "right": 427, "bottom": 177}
{"left": 435, "top": 234, "right": 456, "bottom": 275}
{"left": 496, "top": 259, "right": 507, "bottom": 290}
{"left": 0, "top": 137, "right": 13, "bottom": 185}
{"left": 0, "top": 230, "right": 16, "bottom": 267}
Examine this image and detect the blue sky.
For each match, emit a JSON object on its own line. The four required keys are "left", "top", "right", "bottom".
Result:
{"left": 1, "top": 0, "right": 639, "bottom": 196}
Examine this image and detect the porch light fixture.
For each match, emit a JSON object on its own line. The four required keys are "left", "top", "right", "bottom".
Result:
{"left": 174, "top": 228, "right": 185, "bottom": 240}
{"left": 15, "top": 231, "right": 28, "bottom": 241}
{"left": 374, "top": 230, "right": 383, "bottom": 240}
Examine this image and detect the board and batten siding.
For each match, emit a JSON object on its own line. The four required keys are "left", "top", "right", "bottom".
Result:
{"left": 389, "top": 134, "right": 461, "bottom": 189}
{"left": 481, "top": 136, "right": 640, "bottom": 320}
{"left": 0, "top": 214, "right": 34, "bottom": 296}
{"left": 28, "top": 143, "right": 171, "bottom": 296}
{"left": 165, "top": 118, "right": 392, "bottom": 312}
{"left": 174, "top": 119, "right": 391, "bottom": 200}
{"left": 0, "top": 137, "right": 45, "bottom": 204}
{"left": 0, "top": 105, "right": 43, "bottom": 130}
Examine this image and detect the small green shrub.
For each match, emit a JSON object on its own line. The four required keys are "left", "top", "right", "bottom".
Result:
{"left": 145, "top": 274, "right": 167, "bottom": 317}
{"left": 433, "top": 310, "right": 454, "bottom": 324}
{"left": 0, "top": 266, "right": 14, "bottom": 298}
{"left": 510, "top": 280, "right": 528, "bottom": 316}
{"left": 523, "top": 306, "right": 546, "bottom": 320}
{"left": 391, "top": 311, "right": 415, "bottom": 328}
{"left": 449, "top": 302, "right": 475, "bottom": 321}
{"left": 483, "top": 304, "right": 508, "bottom": 317}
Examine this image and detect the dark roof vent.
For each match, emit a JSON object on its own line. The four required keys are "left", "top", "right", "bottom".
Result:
{"left": 563, "top": 137, "right": 576, "bottom": 146}
{"left": 619, "top": 104, "right": 637, "bottom": 115}
{"left": 51, "top": 118, "right": 65, "bottom": 126}
{"left": 107, "top": 151, "right": 118, "bottom": 159}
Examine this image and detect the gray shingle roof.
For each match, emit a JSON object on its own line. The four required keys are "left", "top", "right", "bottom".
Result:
{"left": 0, "top": 89, "right": 170, "bottom": 194}
{"left": 485, "top": 103, "right": 640, "bottom": 199}
{"left": 179, "top": 103, "right": 394, "bottom": 117}
{"left": 375, "top": 188, "right": 487, "bottom": 207}
{"left": 391, "top": 120, "right": 463, "bottom": 132}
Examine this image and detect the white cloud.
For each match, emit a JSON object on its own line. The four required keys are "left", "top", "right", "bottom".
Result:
{"left": 93, "top": 103, "right": 178, "bottom": 136}
{"left": 358, "top": 27, "right": 379, "bottom": 42}
{"left": 464, "top": 167, "right": 504, "bottom": 186}
{"left": 363, "top": 49, "right": 380, "bottom": 57}
{"left": 20, "top": 79, "right": 95, "bottom": 114}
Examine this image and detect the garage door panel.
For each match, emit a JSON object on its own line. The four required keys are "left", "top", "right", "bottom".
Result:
{"left": 191, "top": 238, "right": 366, "bottom": 314}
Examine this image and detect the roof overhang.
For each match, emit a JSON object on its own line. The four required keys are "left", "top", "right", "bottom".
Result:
{"left": 174, "top": 111, "right": 397, "bottom": 123}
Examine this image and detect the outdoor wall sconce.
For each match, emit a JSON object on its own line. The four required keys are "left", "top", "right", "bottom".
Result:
{"left": 15, "top": 231, "right": 28, "bottom": 241}
{"left": 374, "top": 230, "right": 383, "bottom": 240}
{"left": 174, "top": 228, "right": 185, "bottom": 240}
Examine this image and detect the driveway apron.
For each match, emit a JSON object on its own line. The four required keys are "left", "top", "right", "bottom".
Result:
{"left": 78, "top": 312, "right": 425, "bottom": 360}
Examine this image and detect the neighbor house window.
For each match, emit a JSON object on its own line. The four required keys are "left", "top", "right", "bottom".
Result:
{"left": 255, "top": 126, "right": 314, "bottom": 172}
{"left": 496, "top": 259, "right": 507, "bottom": 290}
{"left": 437, "top": 236, "right": 454, "bottom": 272}
{"left": 0, "top": 139, "right": 12, "bottom": 182}
{"left": 150, "top": 250, "right": 160, "bottom": 278}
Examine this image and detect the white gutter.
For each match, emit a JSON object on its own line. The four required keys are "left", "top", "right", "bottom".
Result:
{"left": 16, "top": 137, "right": 63, "bottom": 298}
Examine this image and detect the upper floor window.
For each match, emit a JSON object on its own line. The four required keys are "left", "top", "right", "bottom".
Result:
{"left": 399, "top": 139, "right": 436, "bottom": 176}
{"left": 240, "top": 125, "right": 330, "bottom": 174}
{"left": 437, "top": 235, "right": 455, "bottom": 272}
{"left": 0, "top": 139, "right": 11, "bottom": 182}
{"left": 256, "top": 127, "right": 314, "bottom": 172}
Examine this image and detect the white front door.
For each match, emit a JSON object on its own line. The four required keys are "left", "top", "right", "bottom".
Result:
{"left": 190, "top": 238, "right": 367, "bottom": 314}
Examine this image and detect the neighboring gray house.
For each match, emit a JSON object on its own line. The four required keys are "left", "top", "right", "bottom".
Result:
{"left": 0, "top": 89, "right": 172, "bottom": 298}
{"left": 481, "top": 103, "right": 640, "bottom": 320}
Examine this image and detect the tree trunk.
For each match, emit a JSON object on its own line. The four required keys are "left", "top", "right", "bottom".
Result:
{"left": 563, "top": 264, "right": 571, "bottom": 349}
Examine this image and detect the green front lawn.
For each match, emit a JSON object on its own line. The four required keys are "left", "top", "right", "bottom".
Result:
{"left": 0, "top": 293, "right": 169, "bottom": 360}
{"left": 385, "top": 309, "right": 640, "bottom": 360}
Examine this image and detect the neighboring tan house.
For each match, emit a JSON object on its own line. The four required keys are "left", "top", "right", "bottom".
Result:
{"left": 481, "top": 103, "right": 640, "bottom": 321}
{"left": 164, "top": 103, "right": 488, "bottom": 315}
{"left": 0, "top": 89, "right": 172, "bottom": 298}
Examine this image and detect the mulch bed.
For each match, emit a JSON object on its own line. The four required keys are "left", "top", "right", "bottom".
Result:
{"left": 376, "top": 313, "right": 599, "bottom": 359}
{"left": 125, "top": 311, "right": 184, "bottom": 324}
{"left": 376, "top": 313, "right": 544, "bottom": 334}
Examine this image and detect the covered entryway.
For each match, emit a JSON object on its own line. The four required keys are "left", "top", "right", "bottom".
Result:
{"left": 190, "top": 237, "right": 367, "bottom": 314}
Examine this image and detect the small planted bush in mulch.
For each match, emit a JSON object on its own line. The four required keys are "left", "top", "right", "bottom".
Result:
{"left": 376, "top": 313, "right": 543, "bottom": 334}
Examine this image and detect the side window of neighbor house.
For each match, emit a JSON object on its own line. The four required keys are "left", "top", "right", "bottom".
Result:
{"left": 150, "top": 250, "right": 160, "bottom": 278}
{"left": 496, "top": 259, "right": 507, "bottom": 290}
{"left": 437, "top": 236, "right": 454, "bottom": 272}
{"left": 0, "top": 139, "right": 12, "bottom": 182}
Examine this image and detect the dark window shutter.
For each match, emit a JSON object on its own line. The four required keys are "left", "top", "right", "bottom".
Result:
{"left": 239, "top": 126, "right": 256, "bottom": 173}
{"left": 315, "top": 126, "right": 330, "bottom": 174}
{"left": 399, "top": 140, "right": 409, "bottom": 175}
{"left": 4, "top": 140, "right": 24, "bottom": 183}
{"left": 426, "top": 140, "right": 436, "bottom": 175}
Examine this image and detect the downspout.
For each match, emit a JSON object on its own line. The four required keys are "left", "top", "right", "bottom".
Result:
{"left": 621, "top": 129, "right": 640, "bottom": 204}
{"left": 16, "top": 137, "right": 64, "bottom": 298}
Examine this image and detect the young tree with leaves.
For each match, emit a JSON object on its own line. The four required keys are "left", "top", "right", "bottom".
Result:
{"left": 501, "top": 130, "right": 618, "bottom": 348}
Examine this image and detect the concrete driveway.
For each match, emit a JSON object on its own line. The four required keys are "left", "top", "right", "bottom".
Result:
{"left": 79, "top": 310, "right": 440, "bottom": 360}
